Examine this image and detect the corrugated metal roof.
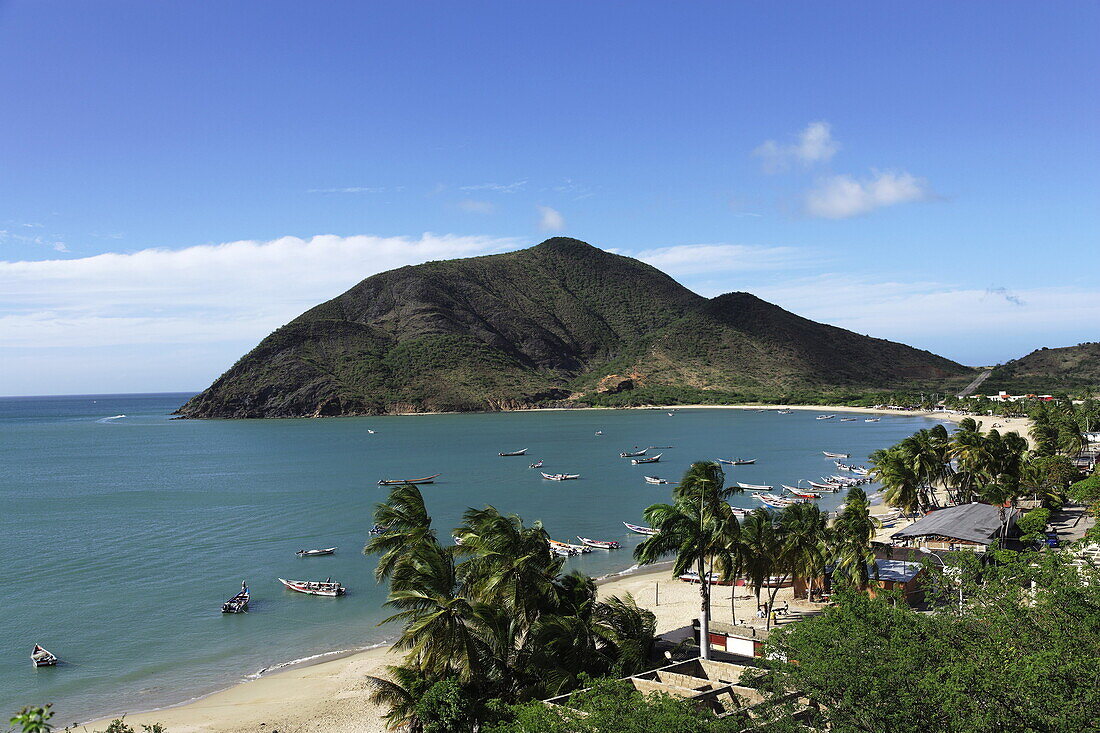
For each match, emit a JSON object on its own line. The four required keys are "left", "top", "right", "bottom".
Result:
{"left": 891, "top": 502, "right": 1016, "bottom": 544}
{"left": 873, "top": 559, "right": 922, "bottom": 583}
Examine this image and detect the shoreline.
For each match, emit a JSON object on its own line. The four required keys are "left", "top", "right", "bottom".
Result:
{"left": 78, "top": 405, "right": 1027, "bottom": 731}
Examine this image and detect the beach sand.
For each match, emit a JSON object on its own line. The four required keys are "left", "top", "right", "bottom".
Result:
{"left": 80, "top": 563, "right": 796, "bottom": 733}
{"left": 80, "top": 403, "right": 1026, "bottom": 732}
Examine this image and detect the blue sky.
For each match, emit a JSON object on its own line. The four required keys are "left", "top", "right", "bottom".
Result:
{"left": 2, "top": 1, "right": 1097, "bottom": 395}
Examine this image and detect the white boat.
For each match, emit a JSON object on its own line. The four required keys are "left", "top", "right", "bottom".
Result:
{"left": 777, "top": 409, "right": 792, "bottom": 414}
{"left": 631, "top": 453, "right": 662, "bottom": 465}
{"left": 808, "top": 480, "right": 840, "bottom": 490}
{"left": 851, "top": 466, "right": 870, "bottom": 476}
{"left": 367, "top": 429, "right": 375, "bottom": 434}
{"left": 620, "top": 449, "right": 647, "bottom": 457}
{"left": 840, "top": 417, "right": 859, "bottom": 422}
{"left": 378, "top": 473, "right": 440, "bottom": 486}
{"left": 782, "top": 485, "right": 822, "bottom": 498}
{"left": 716, "top": 458, "right": 756, "bottom": 465}
{"left": 296, "top": 547, "right": 336, "bottom": 557}
{"left": 736, "top": 481, "right": 773, "bottom": 491}
{"left": 577, "top": 536, "right": 620, "bottom": 549}
{"left": 865, "top": 418, "right": 880, "bottom": 423}
{"left": 529, "top": 460, "right": 544, "bottom": 468}
{"left": 541, "top": 472, "right": 580, "bottom": 481}
{"left": 644, "top": 476, "right": 667, "bottom": 485}
{"left": 278, "top": 578, "right": 345, "bottom": 596}
{"left": 823, "top": 451, "right": 850, "bottom": 458}
{"left": 595, "top": 431, "right": 603, "bottom": 436}
{"left": 623, "top": 521, "right": 659, "bottom": 536}
{"left": 816, "top": 415, "right": 835, "bottom": 420}
{"left": 499, "top": 448, "right": 528, "bottom": 457}
{"left": 30, "top": 644, "right": 58, "bottom": 667}
{"left": 549, "top": 539, "right": 588, "bottom": 555}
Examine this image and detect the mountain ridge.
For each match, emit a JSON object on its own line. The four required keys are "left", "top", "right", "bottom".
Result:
{"left": 177, "top": 237, "right": 971, "bottom": 418}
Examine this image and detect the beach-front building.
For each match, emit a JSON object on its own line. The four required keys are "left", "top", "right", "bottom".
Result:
{"left": 891, "top": 502, "right": 1017, "bottom": 552}
{"left": 865, "top": 559, "right": 925, "bottom": 603}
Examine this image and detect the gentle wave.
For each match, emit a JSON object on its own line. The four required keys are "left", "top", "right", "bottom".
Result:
{"left": 246, "top": 641, "right": 392, "bottom": 679}
{"left": 96, "top": 415, "right": 126, "bottom": 423}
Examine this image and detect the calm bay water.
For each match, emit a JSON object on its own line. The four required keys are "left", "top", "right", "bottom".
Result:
{"left": 0, "top": 393, "right": 944, "bottom": 723}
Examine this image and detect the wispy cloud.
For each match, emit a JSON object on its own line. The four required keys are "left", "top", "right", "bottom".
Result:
{"left": 0, "top": 233, "right": 518, "bottom": 350}
{"left": 537, "top": 205, "right": 565, "bottom": 231}
{"left": 985, "top": 287, "right": 1025, "bottom": 307}
{"left": 632, "top": 243, "right": 813, "bottom": 277}
{"left": 456, "top": 199, "right": 496, "bottom": 214}
{"left": 804, "top": 170, "right": 930, "bottom": 219}
{"left": 0, "top": 230, "right": 68, "bottom": 252}
{"left": 306, "top": 186, "right": 405, "bottom": 194}
{"left": 460, "top": 180, "right": 527, "bottom": 193}
{"left": 753, "top": 121, "right": 838, "bottom": 173}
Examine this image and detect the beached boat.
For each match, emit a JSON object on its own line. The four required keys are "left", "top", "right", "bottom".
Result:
{"left": 528, "top": 460, "right": 544, "bottom": 468}
{"left": 736, "top": 481, "right": 772, "bottom": 491}
{"left": 816, "top": 415, "right": 835, "bottom": 420}
{"left": 541, "top": 472, "right": 580, "bottom": 480}
{"left": 865, "top": 418, "right": 880, "bottom": 422}
{"left": 678, "top": 571, "right": 731, "bottom": 585}
{"left": 822, "top": 451, "right": 850, "bottom": 458}
{"left": 30, "top": 644, "right": 58, "bottom": 667}
{"left": 278, "top": 578, "right": 345, "bottom": 596}
{"left": 623, "top": 521, "right": 659, "bottom": 536}
{"left": 631, "top": 454, "right": 662, "bottom": 464}
{"left": 577, "top": 536, "right": 620, "bottom": 549}
{"left": 221, "top": 583, "right": 250, "bottom": 613}
{"left": 644, "top": 475, "right": 667, "bottom": 484}
{"left": 498, "top": 448, "right": 527, "bottom": 456}
{"left": 378, "top": 473, "right": 441, "bottom": 486}
{"left": 296, "top": 547, "right": 336, "bottom": 557}
{"left": 620, "top": 449, "right": 647, "bottom": 457}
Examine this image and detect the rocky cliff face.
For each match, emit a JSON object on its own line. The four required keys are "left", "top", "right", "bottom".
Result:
{"left": 177, "top": 237, "right": 970, "bottom": 418}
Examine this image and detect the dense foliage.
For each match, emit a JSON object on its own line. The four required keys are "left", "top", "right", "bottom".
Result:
{"left": 7, "top": 706, "right": 165, "bottom": 733}
{"left": 178, "top": 237, "right": 969, "bottom": 418}
{"left": 746, "top": 550, "right": 1100, "bottom": 732}
{"left": 361, "top": 484, "right": 657, "bottom": 732}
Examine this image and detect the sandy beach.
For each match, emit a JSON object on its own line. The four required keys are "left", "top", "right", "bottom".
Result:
{"left": 79, "top": 403, "right": 1028, "bottom": 732}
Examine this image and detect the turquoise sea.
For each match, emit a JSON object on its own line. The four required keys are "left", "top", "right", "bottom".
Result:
{"left": 0, "top": 393, "right": 946, "bottom": 724}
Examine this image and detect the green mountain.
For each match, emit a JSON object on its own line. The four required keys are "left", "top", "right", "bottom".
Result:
{"left": 984, "top": 342, "right": 1100, "bottom": 394}
{"left": 177, "top": 237, "right": 970, "bottom": 418}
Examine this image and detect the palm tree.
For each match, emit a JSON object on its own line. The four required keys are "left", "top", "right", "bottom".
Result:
{"left": 363, "top": 482, "right": 437, "bottom": 581}
{"left": 870, "top": 447, "right": 922, "bottom": 515}
{"left": 831, "top": 487, "right": 879, "bottom": 590}
{"left": 777, "top": 502, "right": 829, "bottom": 608}
{"left": 737, "top": 507, "right": 784, "bottom": 628}
{"left": 593, "top": 593, "right": 657, "bottom": 676}
{"left": 364, "top": 664, "right": 431, "bottom": 733}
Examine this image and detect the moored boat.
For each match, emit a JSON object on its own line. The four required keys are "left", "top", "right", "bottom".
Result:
{"left": 865, "top": 418, "right": 880, "bottom": 422}
{"left": 549, "top": 539, "right": 587, "bottom": 555}
{"left": 782, "top": 485, "right": 822, "bottom": 498}
{"left": 644, "top": 475, "right": 667, "bottom": 484}
{"left": 840, "top": 417, "right": 858, "bottom": 422}
{"left": 378, "top": 473, "right": 441, "bottom": 486}
{"left": 620, "top": 449, "right": 647, "bottom": 458}
{"left": 631, "top": 453, "right": 662, "bottom": 464}
{"left": 221, "top": 582, "right": 250, "bottom": 613}
{"left": 541, "top": 472, "right": 580, "bottom": 480}
{"left": 499, "top": 448, "right": 528, "bottom": 457}
{"left": 808, "top": 480, "right": 841, "bottom": 490}
{"left": 278, "top": 577, "right": 345, "bottom": 596}
{"left": 816, "top": 415, "right": 835, "bottom": 420}
{"left": 736, "top": 481, "right": 772, "bottom": 491}
{"left": 30, "top": 644, "right": 58, "bottom": 667}
{"left": 370, "top": 524, "right": 391, "bottom": 535}
{"left": 823, "top": 451, "right": 850, "bottom": 458}
{"left": 296, "top": 547, "right": 336, "bottom": 557}
{"left": 529, "top": 460, "right": 544, "bottom": 468}
{"left": 623, "top": 521, "right": 659, "bottom": 536}
{"left": 577, "top": 536, "right": 620, "bottom": 549}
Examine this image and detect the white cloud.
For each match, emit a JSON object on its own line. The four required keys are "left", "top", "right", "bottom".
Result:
{"left": 804, "top": 170, "right": 930, "bottom": 219}
{"left": 631, "top": 243, "right": 813, "bottom": 277}
{"left": 456, "top": 199, "right": 496, "bottom": 214}
{"left": 537, "top": 205, "right": 565, "bottom": 231}
{"left": 0, "top": 233, "right": 517, "bottom": 349}
{"left": 753, "top": 121, "right": 838, "bottom": 173}
{"left": 0, "top": 229, "right": 68, "bottom": 252}
{"left": 460, "top": 180, "right": 527, "bottom": 193}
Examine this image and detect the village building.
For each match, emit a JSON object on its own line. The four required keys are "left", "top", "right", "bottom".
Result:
{"left": 891, "top": 502, "right": 1017, "bottom": 552}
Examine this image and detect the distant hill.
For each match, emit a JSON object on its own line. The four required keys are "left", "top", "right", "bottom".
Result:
{"left": 177, "top": 237, "right": 970, "bottom": 418}
{"left": 984, "top": 343, "right": 1100, "bottom": 394}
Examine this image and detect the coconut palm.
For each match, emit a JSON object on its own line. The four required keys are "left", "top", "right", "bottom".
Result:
{"left": 593, "top": 593, "right": 657, "bottom": 676}
{"left": 737, "top": 507, "right": 785, "bottom": 628}
{"left": 777, "top": 502, "right": 830, "bottom": 607}
{"left": 870, "top": 447, "right": 923, "bottom": 515}
{"left": 363, "top": 482, "right": 437, "bottom": 581}
{"left": 364, "top": 664, "right": 432, "bottom": 733}
{"left": 831, "top": 487, "right": 879, "bottom": 590}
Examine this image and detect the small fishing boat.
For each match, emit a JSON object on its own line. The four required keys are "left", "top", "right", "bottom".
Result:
{"left": 667, "top": 412, "right": 675, "bottom": 416}
{"left": 865, "top": 418, "right": 880, "bottom": 423}
{"left": 631, "top": 453, "right": 662, "bottom": 464}
{"left": 30, "top": 644, "right": 58, "bottom": 667}
{"left": 367, "top": 429, "right": 376, "bottom": 434}
{"left": 499, "top": 448, "right": 528, "bottom": 457}
{"left": 835, "top": 461, "right": 855, "bottom": 471}
{"left": 549, "top": 539, "right": 588, "bottom": 555}
{"left": 278, "top": 578, "right": 345, "bottom": 596}
{"left": 782, "top": 485, "right": 822, "bottom": 499}
{"left": 816, "top": 415, "right": 835, "bottom": 420}
{"left": 729, "top": 506, "right": 750, "bottom": 518}
{"left": 732, "top": 458, "right": 756, "bottom": 465}
{"left": 808, "top": 480, "right": 841, "bottom": 490}
{"left": 851, "top": 466, "right": 870, "bottom": 476}
{"left": 577, "top": 536, "right": 620, "bottom": 549}
{"left": 777, "top": 409, "right": 792, "bottom": 414}
{"left": 623, "top": 521, "right": 659, "bottom": 536}
{"left": 541, "top": 472, "right": 580, "bottom": 481}
{"left": 823, "top": 451, "right": 850, "bottom": 458}
{"left": 840, "top": 417, "right": 859, "bottom": 422}
{"left": 736, "top": 481, "right": 773, "bottom": 491}
{"left": 594, "top": 431, "right": 603, "bottom": 436}
{"left": 620, "top": 449, "right": 647, "bottom": 458}
{"left": 296, "top": 547, "right": 336, "bottom": 557}
{"left": 369, "top": 524, "right": 390, "bottom": 536}
{"left": 221, "top": 583, "right": 250, "bottom": 613}
{"left": 644, "top": 475, "right": 667, "bottom": 484}
{"left": 755, "top": 495, "right": 794, "bottom": 509}
{"left": 529, "top": 460, "right": 544, "bottom": 468}
{"left": 549, "top": 544, "right": 575, "bottom": 557}
{"left": 377, "top": 473, "right": 440, "bottom": 486}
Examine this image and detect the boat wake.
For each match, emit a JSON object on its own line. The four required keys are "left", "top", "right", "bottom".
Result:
{"left": 96, "top": 415, "right": 126, "bottom": 423}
